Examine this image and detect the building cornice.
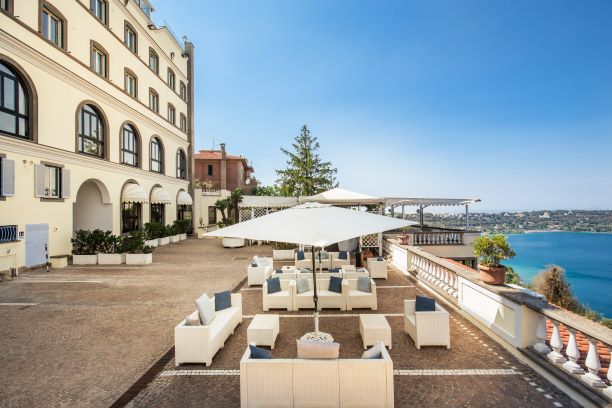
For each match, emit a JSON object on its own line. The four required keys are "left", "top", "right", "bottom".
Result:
{"left": 0, "top": 25, "right": 188, "bottom": 147}
{"left": 0, "top": 136, "right": 189, "bottom": 187}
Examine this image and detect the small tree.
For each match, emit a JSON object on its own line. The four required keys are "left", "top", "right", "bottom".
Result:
{"left": 229, "top": 188, "right": 244, "bottom": 223}
{"left": 275, "top": 125, "right": 338, "bottom": 196}
{"left": 473, "top": 234, "right": 515, "bottom": 267}
{"left": 253, "top": 185, "right": 281, "bottom": 196}
{"left": 531, "top": 265, "right": 580, "bottom": 311}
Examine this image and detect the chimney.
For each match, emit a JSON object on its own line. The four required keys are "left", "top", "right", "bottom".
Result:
{"left": 220, "top": 143, "right": 227, "bottom": 191}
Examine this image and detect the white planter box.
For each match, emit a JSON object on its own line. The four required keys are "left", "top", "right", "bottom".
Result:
{"left": 97, "top": 253, "right": 125, "bottom": 265}
{"left": 159, "top": 237, "right": 170, "bottom": 246}
{"left": 273, "top": 249, "right": 296, "bottom": 261}
{"left": 170, "top": 235, "right": 180, "bottom": 243}
{"left": 125, "top": 253, "right": 153, "bottom": 265}
{"left": 144, "top": 239, "right": 159, "bottom": 247}
{"left": 179, "top": 233, "right": 187, "bottom": 241}
{"left": 72, "top": 254, "right": 97, "bottom": 265}
{"left": 223, "top": 237, "right": 245, "bottom": 248}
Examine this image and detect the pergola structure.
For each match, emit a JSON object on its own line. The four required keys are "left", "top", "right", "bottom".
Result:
{"left": 237, "top": 188, "right": 481, "bottom": 253}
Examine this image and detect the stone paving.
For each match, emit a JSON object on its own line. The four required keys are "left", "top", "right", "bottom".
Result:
{"left": 0, "top": 238, "right": 262, "bottom": 408}
{"left": 126, "top": 262, "right": 581, "bottom": 408}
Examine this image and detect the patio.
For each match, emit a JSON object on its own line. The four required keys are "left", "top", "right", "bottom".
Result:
{"left": 126, "top": 258, "right": 579, "bottom": 408}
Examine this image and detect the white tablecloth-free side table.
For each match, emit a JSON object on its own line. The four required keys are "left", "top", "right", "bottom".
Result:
{"left": 359, "top": 314, "right": 392, "bottom": 349}
{"left": 248, "top": 314, "right": 280, "bottom": 349}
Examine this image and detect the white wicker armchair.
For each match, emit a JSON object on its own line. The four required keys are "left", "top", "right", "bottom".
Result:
{"left": 263, "top": 279, "right": 295, "bottom": 311}
{"left": 329, "top": 251, "right": 351, "bottom": 269}
{"left": 367, "top": 257, "right": 388, "bottom": 279}
{"left": 175, "top": 293, "right": 243, "bottom": 366}
{"left": 294, "top": 252, "right": 321, "bottom": 269}
{"left": 344, "top": 278, "right": 377, "bottom": 310}
{"left": 404, "top": 299, "right": 450, "bottom": 349}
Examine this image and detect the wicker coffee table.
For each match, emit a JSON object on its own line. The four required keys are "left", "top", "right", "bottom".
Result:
{"left": 359, "top": 314, "right": 391, "bottom": 349}
{"left": 248, "top": 314, "right": 280, "bottom": 349}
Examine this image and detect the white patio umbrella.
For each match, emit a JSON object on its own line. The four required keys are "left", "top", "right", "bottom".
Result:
{"left": 206, "top": 202, "right": 415, "bottom": 340}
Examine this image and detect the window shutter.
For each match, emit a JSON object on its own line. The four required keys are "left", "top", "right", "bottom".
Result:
{"left": 1, "top": 159, "right": 15, "bottom": 196}
{"left": 34, "top": 164, "right": 46, "bottom": 198}
{"left": 61, "top": 168, "right": 71, "bottom": 198}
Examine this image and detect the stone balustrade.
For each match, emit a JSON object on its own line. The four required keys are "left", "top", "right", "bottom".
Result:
{"left": 413, "top": 231, "right": 463, "bottom": 245}
{"left": 384, "top": 236, "right": 612, "bottom": 403}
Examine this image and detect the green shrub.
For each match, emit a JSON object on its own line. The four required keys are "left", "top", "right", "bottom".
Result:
{"left": 172, "top": 219, "right": 191, "bottom": 234}
{"left": 504, "top": 266, "right": 522, "bottom": 285}
{"left": 71, "top": 230, "right": 97, "bottom": 255}
{"left": 143, "top": 222, "right": 163, "bottom": 240}
{"left": 473, "top": 234, "right": 516, "bottom": 267}
{"left": 97, "top": 230, "right": 120, "bottom": 253}
{"left": 118, "top": 230, "right": 153, "bottom": 254}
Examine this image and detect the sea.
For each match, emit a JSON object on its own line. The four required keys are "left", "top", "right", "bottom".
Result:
{"left": 505, "top": 232, "right": 612, "bottom": 318}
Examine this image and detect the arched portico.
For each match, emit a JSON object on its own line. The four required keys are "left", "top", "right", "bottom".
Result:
{"left": 73, "top": 179, "right": 113, "bottom": 234}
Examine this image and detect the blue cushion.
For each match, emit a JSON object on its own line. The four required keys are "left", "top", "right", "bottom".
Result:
{"left": 415, "top": 295, "right": 436, "bottom": 312}
{"left": 329, "top": 268, "right": 340, "bottom": 273}
{"left": 249, "top": 344, "right": 272, "bottom": 359}
{"left": 329, "top": 276, "right": 343, "bottom": 294}
{"left": 338, "top": 251, "right": 348, "bottom": 260}
{"left": 297, "top": 250, "right": 305, "bottom": 260}
{"left": 214, "top": 290, "right": 231, "bottom": 311}
{"left": 377, "top": 256, "right": 384, "bottom": 261}
{"left": 267, "top": 277, "right": 281, "bottom": 294}
{"left": 275, "top": 268, "right": 283, "bottom": 273}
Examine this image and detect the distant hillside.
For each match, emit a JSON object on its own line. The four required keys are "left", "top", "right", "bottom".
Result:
{"left": 403, "top": 210, "right": 612, "bottom": 233}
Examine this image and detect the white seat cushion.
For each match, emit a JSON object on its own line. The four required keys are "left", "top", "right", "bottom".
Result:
{"left": 297, "top": 291, "right": 314, "bottom": 297}
{"left": 349, "top": 290, "right": 372, "bottom": 297}
{"left": 268, "top": 291, "right": 290, "bottom": 298}
{"left": 318, "top": 290, "right": 341, "bottom": 297}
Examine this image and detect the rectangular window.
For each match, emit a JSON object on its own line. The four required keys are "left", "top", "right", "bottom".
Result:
{"left": 44, "top": 165, "right": 61, "bottom": 198}
{"left": 124, "top": 24, "right": 137, "bottom": 53}
{"left": 168, "top": 105, "right": 175, "bottom": 124}
{"left": 92, "top": 46, "right": 107, "bottom": 78}
{"left": 207, "top": 164, "right": 213, "bottom": 176}
{"left": 149, "top": 91, "right": 158, "bottom": 112}
{"left": 149, "top": 50, "right": 159, "bottom": 74}
{"left": 179, "top": 82, "right": 187, "bottom": 101}
{"left": 1, "top": 0, "right": 11, "bottom": 13}
{"left": 167, "top": 69, "right": 175, "bottom": 90}
{"left": 150, "top": 203, "right": 165, "bottom": 224}
{"left": 42, "top": 7, "right": 63, "bottom": 48}
{"left": 125, "top": 72, "right": 137, "bottom": 97}
{"left": 91, "top": 0, "right": 107, "bottom": 24}
{"left": 122, "top": 202, "right": 141, "bottom": 233}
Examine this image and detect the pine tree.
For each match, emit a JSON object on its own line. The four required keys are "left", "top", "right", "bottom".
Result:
{"left": 275, "top": 125, "right": 338, "bottom": 196}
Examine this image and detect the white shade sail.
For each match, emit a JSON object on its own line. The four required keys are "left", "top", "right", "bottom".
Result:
{"left": 122, "top": 183, "right": 148, "bottom": 204}
{"left": 177, "top": 190, "right": 193, "bottom": 206}
{"left": 206, "top": 202, "right": 415, "bottom": 247}
{"left": 301, "top": 187, "right": 384, "bottom": 205}
{"left": 150, "top": 187, "right": 172, "bottom": 204}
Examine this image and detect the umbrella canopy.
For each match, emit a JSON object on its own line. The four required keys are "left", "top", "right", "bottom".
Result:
{"left": 205, "top": 202, "right": 415, "bottom": 246}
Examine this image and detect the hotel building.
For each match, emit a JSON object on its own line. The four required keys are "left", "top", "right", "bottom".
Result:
{"left": 0, "top": 0, "right": 194, "bottom": 272}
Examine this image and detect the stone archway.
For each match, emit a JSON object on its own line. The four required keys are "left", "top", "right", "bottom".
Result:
{"left": 73, "top": 179, "right": 113, "bottom": 234}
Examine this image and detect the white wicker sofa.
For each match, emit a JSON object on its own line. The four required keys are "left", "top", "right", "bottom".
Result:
{"left": 293, "top": 278, "right": 345, "bottom": 310}
{"left": 240, "top": 341, "right": 394, "bottom": 408}
{"left": 344, "top": 278, "right": 377, "bottom": 310}
{"left": 175, "top": 293, "right": 243, "bottom": 366}
{"left": 263, "top": 279, "right": 295, "bottom": 311}
{"left": 367, "top": 257, "right": 388, "bottom": 279}
{"left": 404, "top": 299, "right": 450, "bottom": 349}
{"left": 294, "top": 252, "right": 321, "bottom": 269}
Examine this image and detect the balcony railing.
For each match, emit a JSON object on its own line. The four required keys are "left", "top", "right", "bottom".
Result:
{"left": 385, "top": 237, "right": 612, "bottom": 404}
{"left": 413, "top": 231, "right": 463, "bottom": 245}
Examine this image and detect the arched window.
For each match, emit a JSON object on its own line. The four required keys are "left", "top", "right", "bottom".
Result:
{"left": 176, "top": 149, "right": 186, "bottom": 179}
{"left": 150, "top": 137, "right": 163, "bottom": 173}
{"left": 0, "top": 61, "right": 30, "bottom": 139}
{"left": 168, "top": 104, "right": 175, "bottom": 125}
{"left": 91, "top": 0, "right": 108, "bottom": 25}
{"left": 179, "top": 113, "right": 186, "bottom": 132}
{"left": 78, "top": 104, "right": 106, "bottom": 158}
{"left": 167, "top": 68, "right": 175, "bottom": 91}
{"left": 149, "top": 48, "right": 159, "bottom": 74}
{"left": 121, "top": 123, "right": 139, "bottom": 167}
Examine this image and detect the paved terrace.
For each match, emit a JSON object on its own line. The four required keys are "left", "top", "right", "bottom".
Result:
{"left": 0, "top": 239, "right": 581, "bottom": 407}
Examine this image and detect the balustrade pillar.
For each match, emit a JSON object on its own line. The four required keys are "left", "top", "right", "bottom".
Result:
{"left": 562, "top": 328, "right": 584, "bottom": 374}
{"left": 547, "top": 320, "right": 567, "bottom": 364}
{"left": 533, "top": 315, "right": 551, "bottom": 354}
{"left": 605, "top": 346, "right": 612, "bottom": 398}
{"left": 581, "top": 337, "right": 605, "bottom": 388}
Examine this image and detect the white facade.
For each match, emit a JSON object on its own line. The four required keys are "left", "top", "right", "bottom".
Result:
{"left": 0, "top": 0, "right": 194, "bottom": 272}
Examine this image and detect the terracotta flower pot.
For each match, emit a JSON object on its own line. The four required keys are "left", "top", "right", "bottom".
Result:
{"left": 479, "top": 265, "right": 507, "bottom": 285}
{"left": 397, "top": 235, "right": 409, "bottom": 245}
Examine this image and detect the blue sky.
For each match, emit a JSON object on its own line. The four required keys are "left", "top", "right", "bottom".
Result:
{"left": 153, "top": 0, "right": 612, "bottom": 211}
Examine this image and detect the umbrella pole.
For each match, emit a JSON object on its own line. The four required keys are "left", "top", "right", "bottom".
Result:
{"left": 312, "top": 247, "right": 319, "bottom": 334}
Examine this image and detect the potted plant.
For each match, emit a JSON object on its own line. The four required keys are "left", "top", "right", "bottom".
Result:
{"left": 71, "top": 230, "right": 98, "bottom": 265}
{"left": 173, "top": 219, "right": 190, "bottom": 241}
{"left": 168, "top": 223, "right": 180, "bottom": 243}
{"left": 97, "top": 230, "right": 124, "bottom": 265}
{"left": 121, "top": 231, "right": 154, "bottom": 265}
{"left": 397, "top": 227, "right": 409, "bottom": 245}
{"left": 158, "top": 224, "right": 170, "bottom": 246}
{"left": 143, "top": 222, "right": 162, "bottom": 247}
{"left": 473, "top": 234, "right": 516, "bottom": 285}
